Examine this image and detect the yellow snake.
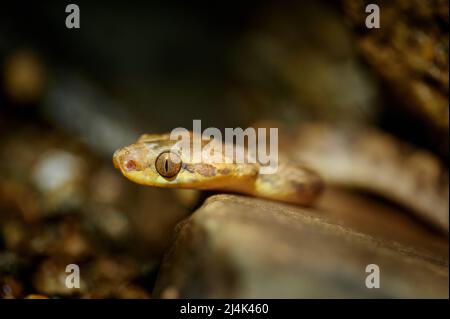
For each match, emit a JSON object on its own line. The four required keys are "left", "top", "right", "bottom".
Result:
{"left": 113, "top": 131, "right": 324, "bottom": 205}
{"left": 113, "top": 124, "right": 449, "bottom": 232}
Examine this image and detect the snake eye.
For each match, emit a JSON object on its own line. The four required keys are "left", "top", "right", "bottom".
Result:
{"left": 155, "top": 151, "right": 182, "bottom": 178}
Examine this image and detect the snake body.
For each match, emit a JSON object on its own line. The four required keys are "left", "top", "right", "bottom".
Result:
{"left": 289, "top": 124, "right": 449, "bottom": 232}
{"left": 113, "top": 124, "right": 449, "bottom": 232}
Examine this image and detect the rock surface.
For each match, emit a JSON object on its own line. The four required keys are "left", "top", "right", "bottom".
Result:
{"left": 153, "top": 194, "right": 448, "bottom": 298}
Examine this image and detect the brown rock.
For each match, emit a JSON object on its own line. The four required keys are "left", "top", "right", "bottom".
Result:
{"left": 154, "top": 194, "right": 448, "bottom": 298}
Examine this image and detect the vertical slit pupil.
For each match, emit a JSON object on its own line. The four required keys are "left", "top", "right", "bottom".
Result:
{"left": 156, "top": 152, "right": 181, "bottom": 178}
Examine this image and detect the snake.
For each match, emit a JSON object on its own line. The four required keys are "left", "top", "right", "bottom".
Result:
{"left": 113, "top": 123, "right": 449, "bottom": 232}
{"left": 112, "top": 131, "right": 324, "bottom": 206}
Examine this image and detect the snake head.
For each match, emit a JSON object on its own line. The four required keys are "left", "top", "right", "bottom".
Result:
{"left": 113, "top": 134, "right": 258, "bottom": 190}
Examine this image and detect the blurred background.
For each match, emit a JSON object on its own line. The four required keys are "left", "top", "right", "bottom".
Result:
{"left": 0, "top": 0, "right": 448, "bottom": 298}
